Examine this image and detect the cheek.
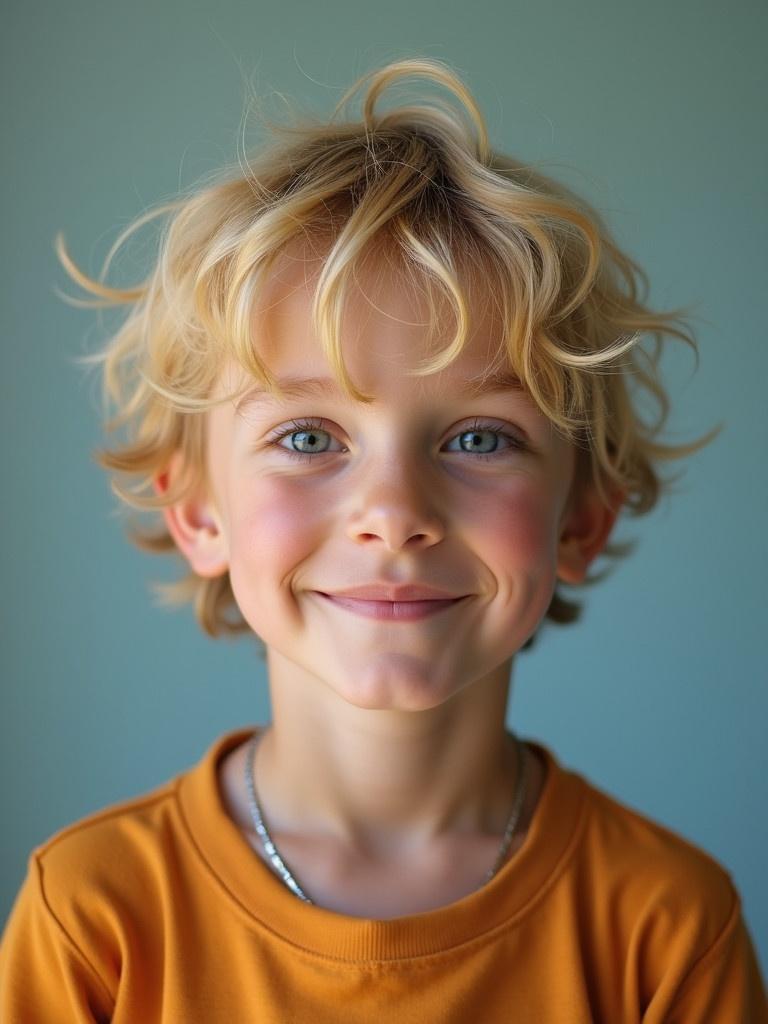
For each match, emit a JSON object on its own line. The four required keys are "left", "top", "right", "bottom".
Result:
{"left": 467, "top": 484, "right": 564, "bottom": 646}
{"left": 228, "top": 479, "right": 320, "bottom": 579}
{"left": 468, "top": 485, "right": 560, "bottom": 570}
{"left": 224, "top": 480, "right": 329, "bottom": 639}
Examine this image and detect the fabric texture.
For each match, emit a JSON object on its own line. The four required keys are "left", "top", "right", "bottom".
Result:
{"left": 1, "top": 728, "right": 766, "bottom": 1023}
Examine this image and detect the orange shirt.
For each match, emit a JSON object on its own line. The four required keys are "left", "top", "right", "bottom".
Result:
{"left": 1, "top": 728, "right": 766, "bottom": 1022}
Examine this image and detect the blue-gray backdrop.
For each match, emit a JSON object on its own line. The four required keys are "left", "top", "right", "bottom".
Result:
{"left": 2, "top": 0, "right": 766, "bottom": 977}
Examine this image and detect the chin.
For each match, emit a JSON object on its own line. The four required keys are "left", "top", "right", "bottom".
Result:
{"left": 333, "top": 667, "right": 459, "bottom": 713}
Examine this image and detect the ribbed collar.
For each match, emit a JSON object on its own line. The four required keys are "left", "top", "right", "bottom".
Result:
{"left": 178, "top": 727, "right": 586, "bottom": 962}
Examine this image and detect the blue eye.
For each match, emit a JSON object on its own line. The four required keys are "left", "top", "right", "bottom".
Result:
{"left": 266, "top": 418, "right": 526, "bottom": 463}
{"left": 445, "top": 424, "right": 519, "bottom": 456}
{"left": 267, "top": 419, "right": 342, "bottom": 462}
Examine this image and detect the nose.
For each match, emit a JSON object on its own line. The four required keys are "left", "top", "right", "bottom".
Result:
{"left": 345, "top": 457, "right": 446, "bottom": 551}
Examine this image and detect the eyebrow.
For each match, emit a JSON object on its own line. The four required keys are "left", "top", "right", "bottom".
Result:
{"left": 235, "top": 371, "right": 525, "bottom": 411}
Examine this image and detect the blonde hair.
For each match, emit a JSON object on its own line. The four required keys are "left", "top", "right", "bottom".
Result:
{"left": 56, "top": 58, "right": 718, "bottom": 644}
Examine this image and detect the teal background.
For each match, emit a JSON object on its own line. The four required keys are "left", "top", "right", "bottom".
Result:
{"left": 2, "top": 0, "right": 766, "bottom": 979}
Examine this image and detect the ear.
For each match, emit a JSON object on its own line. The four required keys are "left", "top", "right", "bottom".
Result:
{"left": 556, "top": 482, "right": 624, "bottom": 585}
{"left": 155, "top": 455, "right": 229, "bottom": 579}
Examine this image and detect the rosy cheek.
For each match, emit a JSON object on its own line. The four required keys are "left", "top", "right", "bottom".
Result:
{"left": 229, "top": 480, "right": 321, "bottom": 578}
{"left": 470, "top": 488, "right": 558, "bottom": 569}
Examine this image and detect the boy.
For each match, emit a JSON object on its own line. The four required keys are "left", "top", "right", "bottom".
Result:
{"left": 1, "top": 58, "right": 766, "bottom": 1021}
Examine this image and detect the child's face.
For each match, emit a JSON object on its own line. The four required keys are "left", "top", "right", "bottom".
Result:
{"left": 174, "top": 249, "right": 600, "bottom": 711}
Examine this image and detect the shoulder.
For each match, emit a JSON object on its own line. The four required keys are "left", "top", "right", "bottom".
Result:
{"left": 2, "top": 730, "right": 252, "bottom": 1009}
{"left": 29, "top": 728, "right": 249, "bottom": 897}
{"left": 24, "top": 728, "right": 251, "bottom": 928}
{"left": 1, "top": 774, "right": 187, "bottom": 1007}
{"left": 28, "top": 774, "right": 184, "bottom": 933}
{"left": 35, "top": 775, "right": 178, "bottom": 867}
{"left": 531, "top": 745, "right": 768, "bottom": 1015}
{"left": 566, "top": 765, "right": 747, "bottom": 998}
{"left": 579, "top": 774, "right": 737, "bottom": 910}
{"left": 535, "top": 743, "right": 736, "bottom": 915}
{"left": 23, "top": 725, "right": 247, "bottom": 935}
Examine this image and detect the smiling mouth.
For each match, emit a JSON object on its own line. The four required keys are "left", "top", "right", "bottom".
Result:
{"left": 315, "top": 593, "right": 468, "bottom": 622}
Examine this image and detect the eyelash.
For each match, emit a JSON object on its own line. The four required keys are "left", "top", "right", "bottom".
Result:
{"left": 265, "top": 418, "right": 528, "bottom": 464}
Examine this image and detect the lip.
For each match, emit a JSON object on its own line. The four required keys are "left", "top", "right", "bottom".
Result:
{"left": 320, "top": 584, "right": 465, "bottom": 601}
{"left": 315, "top": 591, "right": 469, "bottom": 622}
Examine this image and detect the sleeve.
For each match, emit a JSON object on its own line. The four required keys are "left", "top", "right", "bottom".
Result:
{"left": 665, "top": 895, "right": 768, "bottom": 1024}
{"left": 0, "top": 858, "right": 114, "bottom": 1024}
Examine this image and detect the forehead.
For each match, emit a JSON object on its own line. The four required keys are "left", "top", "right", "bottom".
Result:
{"left": 245, "top": 239, "right": 515, "bottom": 401}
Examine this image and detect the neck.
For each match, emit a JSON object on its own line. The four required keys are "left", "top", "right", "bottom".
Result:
{"left": 254, "top": 651, "right": 518, "bottom": 859}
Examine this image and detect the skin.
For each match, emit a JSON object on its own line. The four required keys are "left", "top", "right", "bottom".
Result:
{"left": 161, "top": 247, "right": 619, "bottom": 918}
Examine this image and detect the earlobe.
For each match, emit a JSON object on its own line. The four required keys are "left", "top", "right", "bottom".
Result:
{"left": 154, "top": 460, "right": 229, "bottom": 579}
{"left": 556, "top": 484, "right": 624, "bottom": 585}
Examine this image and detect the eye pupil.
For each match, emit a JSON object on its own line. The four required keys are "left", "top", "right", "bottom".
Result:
{"left": 461, "top": 429, "right": 497, "bottom": 454}
{"left": 294, "top": 430, "right": 323, "bottom": 452}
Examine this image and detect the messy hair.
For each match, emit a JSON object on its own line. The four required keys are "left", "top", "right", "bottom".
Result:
{"left": 56, "top": 58, "right": 717, "bottom": 645}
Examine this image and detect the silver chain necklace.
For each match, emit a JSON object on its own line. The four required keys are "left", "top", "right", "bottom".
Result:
{"left": 243, "top": 729, "right": 529, "bottom": 906}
